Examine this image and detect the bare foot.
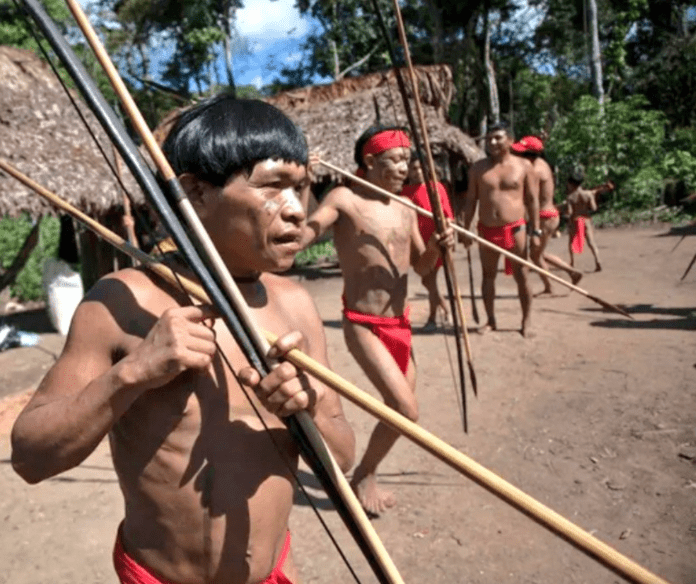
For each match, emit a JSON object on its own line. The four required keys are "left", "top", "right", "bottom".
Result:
{"left": 350, "top": 473, "right": 396, "bottom": 517}
{"left": 477, "top": 322, "right": 496, "bottom": 335}
{"left": 420, "top": 320, "right": 437, "bottom": 333}
{"left": 571, "top": 272, "right": 583, "bottom": 285}
{"left": 594, "top": 263, "right": 602, "bottom": 272}
{"left": 521, "top": 326, "right": 536, "bottom": 339}
{"left": 534, "top": 288, "right": 554, "bottom": 298}
{"left": 521, "top": 318, "right": 535, "bottom": 338}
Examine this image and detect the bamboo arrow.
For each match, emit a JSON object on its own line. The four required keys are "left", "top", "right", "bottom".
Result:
{"left": 319, "top": 159, "right": 632, "bottom": 320}
{"left": 21, "top": 0, "right": 403, "bottom": 579}
{"left": 3, "top": 157, "right": 671, "bottom": 584}
{"left": 390, "top": 0, "right": 477, "bottom": 401}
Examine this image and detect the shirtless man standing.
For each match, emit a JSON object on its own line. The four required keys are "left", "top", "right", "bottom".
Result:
{"left": 11, "top": 96, "right": 354, "bottom": 584}
{"left": 462, "top": 123, "right": 540, "bottom": 337}
{"left": 511, "top": 136, "right": 583, "bottom": 294}
{"left": 301, "top": 126, "right": 452, "bottom": 516}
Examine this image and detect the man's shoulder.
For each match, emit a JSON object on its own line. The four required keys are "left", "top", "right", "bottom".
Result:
{"left": 534, "top": 157, "right": 553, "bottom": 176}
{"left": 86, "top": 267, "right": 167, "bottom": 312}
{"left": 325, "top": 184, "right": 355, "bottom": 203}
{"left": 264, "top": 273, "right": 322, "bottom": 330}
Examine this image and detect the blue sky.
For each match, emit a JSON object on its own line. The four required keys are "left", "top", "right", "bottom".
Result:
{"left": 227, "top": 0, "right": 322, "bottom": 88}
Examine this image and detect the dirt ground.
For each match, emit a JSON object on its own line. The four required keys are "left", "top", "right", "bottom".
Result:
{"left": 0, "top": 225, "right": 694, "bottom": 584}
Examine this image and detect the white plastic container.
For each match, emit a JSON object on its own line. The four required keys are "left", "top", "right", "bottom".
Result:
{"left": 42, "top": 258, "right": 84, "bottom": 336}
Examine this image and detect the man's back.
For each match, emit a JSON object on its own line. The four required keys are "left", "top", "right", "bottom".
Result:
{"left": 567, "top": 187, "right": 597, "bottom": 217}
{"left": 533, "top": 157, "right": 555, "bottom": 210}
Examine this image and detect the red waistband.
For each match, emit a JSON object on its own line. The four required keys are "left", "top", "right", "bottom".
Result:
{"left": 539, "top": 208, "right": 560, "bottom": 219}
{"left": 342, "top": 303, "right": 411, "bottom": 327}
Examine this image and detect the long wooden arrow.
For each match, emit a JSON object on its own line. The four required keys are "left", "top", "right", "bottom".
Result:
{"left": 3, "top": 157, "right": 671, "bottom": 584}
{"left": 319, "top": 159, "right": 632, "bottom": 320}
{"left": 20, "top": 0, "right": 403, "bottom": 580}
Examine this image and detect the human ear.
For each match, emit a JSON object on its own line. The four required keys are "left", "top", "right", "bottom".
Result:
{"left": 363, "top": 153, "right": 376, "bottom": 170}
{"left": 178, "top": 173, "right": 215, "bottom": 217}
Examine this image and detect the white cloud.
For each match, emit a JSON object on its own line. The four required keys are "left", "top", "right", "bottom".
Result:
{"left": 237, "top": 0, "right": 310, "bottom": 41}
{"left": 284, "top": 52, "right": 302, "bottom": 64}
{"left": 250, "top": 75, "right": 264, "bottom": 89}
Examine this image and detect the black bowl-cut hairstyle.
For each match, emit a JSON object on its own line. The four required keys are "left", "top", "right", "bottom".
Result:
{"left": 162, "top": 94, "right": 308, "bottom": 187}
{"left": 486, "top": 121, "right": 511, "bottom": 136}
{"left": 354, "top": 124, "right": 410, "bottom": 169}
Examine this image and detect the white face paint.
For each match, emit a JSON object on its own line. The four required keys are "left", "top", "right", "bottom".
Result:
{"left": 279, "top": 189, "right": 304, "bottom": 214}
{"left": 256, "top": 158, "right": 306, "bottom": 215}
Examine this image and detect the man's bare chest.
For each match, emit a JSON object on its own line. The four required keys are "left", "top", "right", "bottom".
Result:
{"left": 340, "top": 200, "right": 412, "bottom": 250}
{"left": 480, "top": 165, "right": 525, "bottom": 194}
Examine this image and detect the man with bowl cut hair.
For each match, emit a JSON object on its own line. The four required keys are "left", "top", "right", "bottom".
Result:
{"left": 301, "top": 125, "right": 454, "bottom": 516}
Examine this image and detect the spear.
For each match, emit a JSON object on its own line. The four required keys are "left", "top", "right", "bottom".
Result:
{"left": 319, "top": 159, "right": 632, "bottom": 320}
{"left": 2, "top": 157, "right": 672, "bottom": 584}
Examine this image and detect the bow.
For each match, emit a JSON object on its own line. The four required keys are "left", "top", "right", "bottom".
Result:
{"left": 370, "top": 0, "right": 477, "bottom": 431}
{"left": 18, "top": 0, "right": 403, "bottom": 582}
{"left": 10, "top": 2, "right": 657, "bottom": 582}
{"left": 1, "top": 157, "right": 669, "bottom": 584}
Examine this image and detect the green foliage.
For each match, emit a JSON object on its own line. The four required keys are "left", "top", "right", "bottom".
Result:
{"left": 547, "top": 95, "right": 669, "bottom": 209}
{"left": 661, "top": 150, "right": 696, "bottom": 192}
{"left": 0, "top": 0, "right": 71, "bottom": 50}
{"left": 293, "top": 240, "right": 336, "bottom": 267}
{"left": 0, "top": 215, "right": 61, "bottom": 302}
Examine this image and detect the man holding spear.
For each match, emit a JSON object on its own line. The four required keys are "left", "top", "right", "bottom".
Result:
{"left": 301, "top": 125, "right": 454, "bottom": 516}
{"left": 462, "top": 122, "right": 541, "bottom": 337}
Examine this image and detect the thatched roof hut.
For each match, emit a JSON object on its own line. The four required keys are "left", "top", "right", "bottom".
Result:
{"left": 266, "top": 64, "right": 485, "bottom": 190}
{"left": 0, "top": 45, "right": 143, "bottom": 220}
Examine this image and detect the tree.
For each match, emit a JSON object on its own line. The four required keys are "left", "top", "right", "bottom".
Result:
{"left": 96, "top": 0, "right": 247, "bottom": 97}
{"left": 0, "top": 0, "right": 72, "bottom": 51}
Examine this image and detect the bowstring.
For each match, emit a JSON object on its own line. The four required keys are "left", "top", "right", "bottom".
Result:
{"left": 14, "top": 4, "right": 363, "bottom": 580}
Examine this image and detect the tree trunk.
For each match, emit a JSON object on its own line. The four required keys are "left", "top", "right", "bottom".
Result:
{"left": 223, "top": 0, "right": 237, "bottom": 96}
{"left": 423, "top": 0, "right": 444, "bottom": 63}
{"left": 587, "top": 0, "right": 604, "bottom": 105}
{"left": 484, "top": 10, "right": 500, "bottom": 124}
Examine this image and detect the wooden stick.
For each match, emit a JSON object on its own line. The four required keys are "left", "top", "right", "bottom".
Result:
{"left": 319, "top": 159, "right": 632, "bottom": 320}
{"left": 3, "top": 127, "right": 404, "bottom": 584}
{"left": 466, "top": 247, "right": 480, "bottom": 325}
{"left": 5, "top": 156, "right": 671, "bottom": 584}
{"left": 390, "top": 0, "right": 477, "bottom": 403}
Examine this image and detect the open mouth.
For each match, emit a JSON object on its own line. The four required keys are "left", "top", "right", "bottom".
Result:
{"left": 273, "top": 231, "right": 302, "bottom": 248}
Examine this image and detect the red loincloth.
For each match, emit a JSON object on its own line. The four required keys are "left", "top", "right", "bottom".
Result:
{"left": 401, "top": 182, "right": 454, "bottom": 270}
{"left": 571, "top": 216, "right": 587, "bottom": 254}
{"left": 114, "top": 527, "right": 293, "bottom": 584}
{"left": 539, "top": 208, "right": 560, "bottom": 219}
{"left": 477, "top": 217, "right": 526, "bottom": 275}
{"left": 343, "top": 303, "right": 412, "bottom": 374}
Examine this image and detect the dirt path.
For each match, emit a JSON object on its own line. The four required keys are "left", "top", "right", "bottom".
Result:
{"left": 0, "top": 225, "right": 694, "bottom": 584}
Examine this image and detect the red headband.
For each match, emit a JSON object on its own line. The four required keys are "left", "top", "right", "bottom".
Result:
{"left": 362, "top": 130, "right": 411, "bottom": 158}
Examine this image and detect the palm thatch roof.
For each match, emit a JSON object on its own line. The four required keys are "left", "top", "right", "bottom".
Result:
{"left": 0, "top": 46, "right": 143, "bottom": 220}
{"left": 266, "top": 64, "right": 485, "bottom": 183}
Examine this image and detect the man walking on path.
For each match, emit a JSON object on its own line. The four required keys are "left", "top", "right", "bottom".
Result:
{"left": 401, "top": 155, "right": 454, "bottom": 331}
{"left": 301, "top": 126, "right": 453, "bottom": 516}
{"left": 511, "top": 136, "right": 583, "bottom": 294}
